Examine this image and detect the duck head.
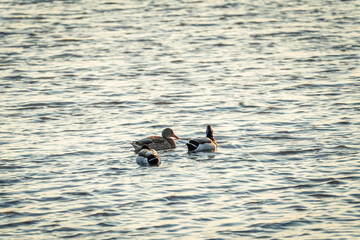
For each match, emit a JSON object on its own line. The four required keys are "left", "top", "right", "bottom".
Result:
{"left": 206, "top": 125, "right": 215, "bottom": 141}
{"left": 162, "top": 128, "right": 179, "bottom": 140}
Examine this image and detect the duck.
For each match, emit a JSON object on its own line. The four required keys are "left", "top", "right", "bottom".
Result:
{"left": 186, "top": 125, "right": 217, "bottom": 152}
{"left": 131, "top": 128, "right": 179, "bottom": 153}
{"left": 136, "top": 145, "right": 161, "bottom": 166}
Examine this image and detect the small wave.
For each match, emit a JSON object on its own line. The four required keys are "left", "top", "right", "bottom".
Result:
{"left": 334, "top": 145, "right": 352, "bottom": 149}
{"left": 0, "top": 165, "right": 24, "bottom": 170}
{"left": 0, "top": 211, "right": 23, "bottom": 217}
{"left": 0, "top": 178, "right": 21, "bottom": 185}
{"left": 251, "top": 30, "right": 318, "bottom": 39}
{"left": 285, "top": 205, "right": 308, "bottom": 211}
{"left": 153, "top": 223, "right": 178, "bottom": 229}
{"left": 350, "top": 194, "right": 360, "bottom": 199}
{"left": 310, "top": 193, "right": 339, "bottom": 198}
{"left": 282, "top": 83, "right": 314, "bottom": 91}
{"left": 335, "top": 121, "right": 351, "bottom": 125}
{"left": 57, "top": 38, "right": 82, "bottom": 42}
{"left": 309, "top": 177, "right": 338, "bottom": 183}
{"left": 250, "top": 183, "right": 317, "bottom": 193}
{"left": 47, "top": 151, "right": 95, "bottom": 157}
{"left": 0, "top": 200, "right": 23, "bottom": 208}
{"left": 88, "top": 212, "right": 118, "bottom": 217}
{"left": 249, "top": 218, "right": 312, "bottom": 230}
{"left": 39, "top": 196, "right": 67, "bottom": 202}
{"left": 259, "top": 135, "right": 296, "bottom": 140}
{"left": 0, "top": 220, "right": 39, "bottom": 229}
{"left": 213, "top": 43, "right": 235, "bottom": 47}
{"left": 238, "top": 102, "right": 258, "bottom": 108}
{"left": 7, "top": 101, "right": 75, "bottom": 111}
{"left": 276, "top": 148, "right": 321, "bottom": 155}
{"left": 51, "top": 53, "right": 83, "bottom": 59}
{"left": 90, "top": 101, "right": 125, "bottom": 107}
{"left": 327, "top": 180, "right": 342, "bottom": 185}
{"left": 38, "top": 116, "right": 56, "bottom": 121}
{"left": 218, "top": 229, "right": 260, "bottom": 237}
{"left": 64, "top": 191, "right": 92, "bottom": 196}
{"left": 153, "top": 101, "right": 174, "bottom": 105}
{"left": 45, "top": 227, "right": 81, "bottom": 233}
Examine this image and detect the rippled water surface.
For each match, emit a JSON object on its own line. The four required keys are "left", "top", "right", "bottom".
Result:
{"left": 1, "top": 0, "right": 360, "bottom": 239}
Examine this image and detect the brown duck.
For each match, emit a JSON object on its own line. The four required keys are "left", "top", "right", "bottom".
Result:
{"left": 131, "top": 128, "right": 179, "bottom": 153}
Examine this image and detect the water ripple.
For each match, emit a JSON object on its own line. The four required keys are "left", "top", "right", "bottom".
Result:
{"left": 1, "top": 0, "right": 359, "bottom": 239}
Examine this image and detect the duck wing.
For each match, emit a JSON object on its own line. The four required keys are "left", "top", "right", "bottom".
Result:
{"left": 186, "top": 137, "right": 216, "bottom": 152}
{"left": 134, "top": 137, "right": 155, "bottom": 145}
{"left": 131, "top": 136, "right": 162, "bottom": 151}
{"left": 136, "top": 136, "right": 167, "bottom": 144}
{"left": 132, "top": 135, "right": 174, "bottom": 152}
{"left": 192, "top": 137, "right": 213, "bottom": 144}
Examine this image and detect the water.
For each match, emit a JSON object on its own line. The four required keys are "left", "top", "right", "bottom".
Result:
{"left": 1, "top": 0, "right": 359, "bottom": 239}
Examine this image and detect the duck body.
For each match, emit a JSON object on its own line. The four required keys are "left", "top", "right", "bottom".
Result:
{"left": 186, "top": 138, "right": 217, "bottom": 152}
{"left": 131, "top": 128, "right": 178, "bottom": 153}
{"left": 186, "top": 125, "right": 217, "bottom": 152}
{"left": 136, "top": 145, "right": 161, "bottom": 166}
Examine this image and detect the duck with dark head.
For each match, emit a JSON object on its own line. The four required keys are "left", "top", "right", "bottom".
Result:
{"left": 186, "top": 125, "right": 217, "bottom": 152}
{"left": 136, "top": 145, "right": 161, "bottom": 166}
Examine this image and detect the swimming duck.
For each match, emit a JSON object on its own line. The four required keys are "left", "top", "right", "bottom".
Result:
{"left": 186, "top": 125, "right": 217, "bottom": 152}
{"left": 136, "top": 145, "right": 161, "bottom": 166}
{"left": 131, "top": 128, "right": 179, "bottom": 153}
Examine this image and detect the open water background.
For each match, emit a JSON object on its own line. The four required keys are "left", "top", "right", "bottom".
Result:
{"left": 1, "top": 0, "right": 360, "bottom": 239}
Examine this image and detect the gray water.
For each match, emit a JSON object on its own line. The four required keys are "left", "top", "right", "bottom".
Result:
{"left": 1, "top": 0, "right": 360, "bottom": 239}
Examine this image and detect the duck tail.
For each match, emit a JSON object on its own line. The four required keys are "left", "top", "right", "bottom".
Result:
{"left": 131, "top": 142, "right": 142, "bottom": 153}
{"left": 186, "top": 140, "right": 199, "bottom": 151}
{"left": 147, "top": 155, "right": 160, "bottom": 166}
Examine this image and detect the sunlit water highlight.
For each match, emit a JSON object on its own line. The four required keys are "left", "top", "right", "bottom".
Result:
{"left": 1, "top": 0, "right": 359, "bottom": 239}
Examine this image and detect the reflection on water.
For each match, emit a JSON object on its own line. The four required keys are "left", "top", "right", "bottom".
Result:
{"left": 1, "top": 0, "right": 359, "bottom": 239}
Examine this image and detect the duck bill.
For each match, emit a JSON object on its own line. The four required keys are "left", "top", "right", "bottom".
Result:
{"left": 171, "top": 134, "right": 179, "bottom": 140}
